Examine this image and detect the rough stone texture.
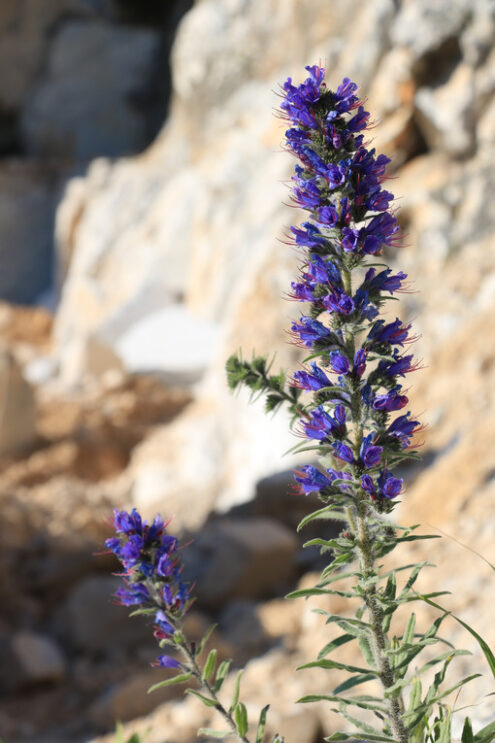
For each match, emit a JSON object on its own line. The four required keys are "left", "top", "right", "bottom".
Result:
{"left": 0, "top": 161, "right": 55, "bottom": 303}
{"left": 60, "top": 575, "right": 150, "bottom": 652}
{"left": 21, "top": 21, "right": 163, "bottom": 160}
{"left": 0, "top": 349, "right": 36, "bottom": 457}
{"left": 184, "top": 518, "right": 298, "bottom": 609}
{"left": 0, "top": 631, "right": 66, "bottom": 691}
{"left": 89, "top": 669, "right": 186, "bottom": 729}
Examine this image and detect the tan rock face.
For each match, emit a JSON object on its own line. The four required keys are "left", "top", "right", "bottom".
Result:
{"left": 0, "top": 350, "right": 36, "bottom": 457}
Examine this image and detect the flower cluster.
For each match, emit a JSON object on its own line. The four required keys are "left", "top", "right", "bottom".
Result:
{"left": 106, "top": 508, "right": 191, "bottom": 668}
{"left": 282, "top": 66, "right": 420, "bottom": 508}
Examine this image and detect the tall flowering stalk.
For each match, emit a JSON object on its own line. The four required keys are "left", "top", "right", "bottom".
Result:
{"left": 105, "top": 509, "right": 282, "bottom": 742}
{"left": 226, "top": 67, "right": 480, "bottom": 743}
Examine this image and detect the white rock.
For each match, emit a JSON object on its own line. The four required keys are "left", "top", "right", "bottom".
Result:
{"left": 415, "top": 63, "right": 476, "bottom": 156}
{"left": 0, "top": 350, "right": 36, "bottom": 457}
{"left": 115, "top": 305, "right": 219, "bottom": 383}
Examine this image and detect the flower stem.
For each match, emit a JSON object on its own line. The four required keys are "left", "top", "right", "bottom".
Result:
{"left": 354, "top": 504, "right": 409, "bottom": 743}
{"left": 179, "top": 641, "right": 251, "bottom": 743}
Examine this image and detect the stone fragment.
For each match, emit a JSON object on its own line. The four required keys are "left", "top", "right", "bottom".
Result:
{"left": 184, "top": 518, "right": 298, "bottom": 609}
{"left": 0, "top": 631, "right": 66, "bottom": 691}
{"left": 89, "top": 669, "right": 185, "bottom": 729}
{"left": 415, "top": 63, "right": 476, "bottom": 156}
{"left": 62, "top": 575, "right": 149, "bottom": 652}
{"left": 0, "top": 350, "right": 36, "bottom": 457}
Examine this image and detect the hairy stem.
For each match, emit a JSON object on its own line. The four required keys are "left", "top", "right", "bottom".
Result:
{"left": 354, "top": 503, "right": 409, "bottom": 743}
{"left": 341, "top": 264, "right": 408, "bottom": 741}
{"left": 180, "top": 642, "right": 250, "bottom": 743}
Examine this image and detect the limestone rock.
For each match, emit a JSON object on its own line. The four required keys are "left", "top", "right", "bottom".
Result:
{"left": 61, "top": 575, "right": 149, "bottom": 652}
{"left": 21, "top": 20, "right": 163, "bottom": 160}
{"left": 89, "top": 669, "right": 185, "bottom": 729}
{"left": 184, "top": 518, "right": 298, "bottom": 609}
{"left": 0, "top": 350, "right": 36, "bottom": 457}
{"left": 0, "top": 631, "right": 66, "bottom": 691}
{"left": 415, "top": 63, "right": 476, "bottom": 156}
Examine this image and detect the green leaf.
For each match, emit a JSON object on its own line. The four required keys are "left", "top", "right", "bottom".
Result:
{"left": 235, "top": 702, "right": 248, "bottom": 737}
{"left": 357, "top": 634, "right": 375, "bottom": 669}
{"left": 396, "top": 534, "right": 441, "bottom": 543}
{"left": 256, "top": 705, "right": 270, "bottom": 743}
{"left": 297, "top": 506, "right": 347, "bottom": 531}
{"left": 462, "top": 717, "right": 475, "bottom": 743}
{"left": 402, "top": 613, "right": 416, "bottom": 646}
{"left": 229, "top": 670, "right": 243, "bottom": 714}
{"left": 333, "top": 673, "right": 376, "bottom": 694}
{"left": 214, "top": 659, "right": 232, "bottom": 692}
{"left": 474, "top": 720, "right": 495, "bottom": 743}
{"left": 202, "top": 649, "right": 217, "bottom": 681}
{"left": 195, "top": 624, "right": 218, "bottom": 658}
{"left": 417, "top": 593, "right": 495, "bottom": 682}
{"left": 128, "top": 607, "right": 157, "bottom": 618}
{"left": 197, "top": 730, "right": 231, "bottom": 739}
{"left": 186, "top": 689, "right": 220, "bottom": 708}
{"left": 298, "top": 694, "right": 385, "bottom": 713}
{"left": 383, "top": 573, "right": 397, "bottom": 601}
{"left": 318, "top": 633, "right": 355, "bottom": 660}
{"left": 297, "top": 659, "right": 378, "bottom": 676}
{"left": 147, "top": 672, "right": 194, "bottom": 693}
{"left": 325, "top": 731, "right": 395, "bottom": 742}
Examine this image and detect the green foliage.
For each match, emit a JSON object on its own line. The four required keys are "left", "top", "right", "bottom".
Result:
{"left": 226, "top": 353, "right": 304, "bottom": 418}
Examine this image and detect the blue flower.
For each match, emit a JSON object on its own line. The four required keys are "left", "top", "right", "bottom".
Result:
{"left": 279, "top": 67, "right": 419, "bottom": 510}
{"left": 294, "top": 465, "right": 334, "bottom": 494}
{"left": 293, "top": 362, "right": 331, "bottom": 391}
{"left": 291, "top": 317, "right": 330, "bottom": 347}
{"left": 360, "top": 434, "right": 383, "bottom": 468}
{"left": 330, "top": 351, "right": 350, "bottom": 376}
{"left": 372, "top": 387, "right": 408, "bottom": 411}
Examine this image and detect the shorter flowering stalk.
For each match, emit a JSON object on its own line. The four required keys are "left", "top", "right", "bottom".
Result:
{"left": 105, "top": 508, "right": 281, "bottom": 743}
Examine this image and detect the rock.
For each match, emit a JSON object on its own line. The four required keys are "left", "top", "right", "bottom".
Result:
{"left": 0, "top": 350, "right": 36, "bottom": 457}
{"left": 0, "top": 160, "right": 55, "bottom": 303}
{"left": 390, "top": 0, "right": 469, "bottom": 60}
{"left": 21, "top": 20, "right": 163, "bottom": 160}
{"left": 0, "top": 631, "right": 66, "bottom": 691}
{"left": 89, "top": 668, "right": 186, "bottom": 729}
{"left": 415, "top": 63, "right": 476, "bottom": 156}
{"left": 61, "top": 575, "right": 150, "bottom": 653}
{"left": 184, "top": 518, "right": 298, "bottom": 609}
{"left": 0, "top": 0, "right": 72, "bottom": 113}
{"left": 114, "top": 305, "right": 219, "bottom": 384}
{"left": 220, "top": 601, "right": 269, "bottom": 661}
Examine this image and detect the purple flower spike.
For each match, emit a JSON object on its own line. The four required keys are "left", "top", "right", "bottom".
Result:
{"left": 260, "top": 68, "right": 423, "bottom": 516}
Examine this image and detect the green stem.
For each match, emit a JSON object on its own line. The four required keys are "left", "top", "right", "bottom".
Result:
{"left": 179, "top": 642, "right": 250, "bottom": 743}
{"left": 354, "top": 502, "right": 408, "bottom": 743}
{"left": 341, "top": 266, "right": 409, "bottom": 743}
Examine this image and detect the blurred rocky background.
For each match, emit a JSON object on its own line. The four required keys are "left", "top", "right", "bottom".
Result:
{"left": 0, "top": 0, "right": 494, "bottom": 741}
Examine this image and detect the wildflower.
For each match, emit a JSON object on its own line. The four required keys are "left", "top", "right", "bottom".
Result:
{"left": 105, "top": 508, "right": 190, "bottom": 667}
